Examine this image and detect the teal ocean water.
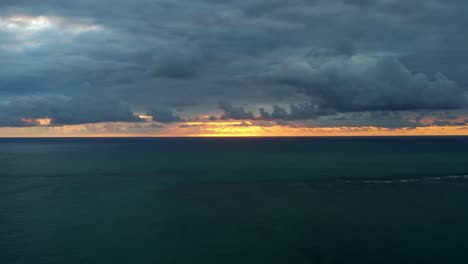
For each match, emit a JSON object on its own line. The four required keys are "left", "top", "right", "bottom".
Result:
{"left": 1, "top": 137, "right": 468, "bottom": 263}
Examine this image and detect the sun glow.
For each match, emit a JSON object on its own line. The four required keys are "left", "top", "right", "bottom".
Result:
{"left": 0, "top": 119, "right": 467, "bottom": 137}
{"left": 202, "top": 125, "right": 262, "bottom": 137}
{"left": 0, "top": 15, "right": 53, "bottom": 31}
{"left": 172, "top": 120, "right": 468, "bottom": 137}
{"left": 0, "top": 15, "right": 102, "bottom": 33}
{"left": 0, "top": 15, "right": 103, "bottom": 51}
{"left": 138, "top": 114, "right": 153, "bottom": 122}
{"left": 20, "top": 117, "right": 52, "bottom": 126}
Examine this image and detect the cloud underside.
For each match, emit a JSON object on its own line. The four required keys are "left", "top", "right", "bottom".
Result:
{"left": 0, "top": 0, "right": 468, "bottom": 132}
{"left": 0, "top": 95, "right": 142, "bottom": 127}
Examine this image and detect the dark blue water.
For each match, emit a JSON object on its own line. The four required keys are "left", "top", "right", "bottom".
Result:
{"left": 1, "top": 137, "right": 468, "bottom": 263}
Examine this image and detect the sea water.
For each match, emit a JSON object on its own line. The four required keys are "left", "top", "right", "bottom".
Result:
{"left": 1, "top": 137, "right": 468, "bottom": 263}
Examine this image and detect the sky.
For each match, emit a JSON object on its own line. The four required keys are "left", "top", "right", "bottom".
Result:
{"left": 0, "top": 0, "right": 468, "bottom": 136}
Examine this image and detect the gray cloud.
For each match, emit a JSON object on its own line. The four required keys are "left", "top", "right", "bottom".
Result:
{"left": 259, "top": 106, "right": 286, "bottom": 120}
{"left": 219, "top": 101, "right": 254, "bottom": 119}
{"left": 260, "top": 103, "right": 335, "bottom": 120}
{"left": 269, "top": 53, "right": 467, "bottom": 113}
{"left": 148, "top": 107, "right": 183, "bottom": 123}
{"left": 0, "top": 95, "right": 142, "bottom": 127}
{"left": 154, "top": 47, "right": 203, "bottom": 79}
{"left": 54, "top": 97, "right": 142, "bottom": 125}
{"left": 1, "top": 0, "right": 468, "bottom": 129}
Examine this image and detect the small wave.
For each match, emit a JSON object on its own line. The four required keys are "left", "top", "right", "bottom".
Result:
{"left": 337, "top": 175, "right": 468, "bottom": 184}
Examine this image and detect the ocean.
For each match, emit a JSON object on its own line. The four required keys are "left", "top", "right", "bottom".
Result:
{"left": 1, "top": 137, "right": 468, "bottom": 263}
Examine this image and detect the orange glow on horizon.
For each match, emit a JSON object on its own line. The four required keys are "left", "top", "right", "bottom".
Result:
{"left": 0, "top": 119, "right": 468, "bottom": 137}
{"left": 184, "top": 121, "right": 254, "bottom": 126}
{"left": 170, "top": 120, "right": 468, "bottom": 137}
{"left": 191, "top": 125, "right": 468, "bottom": 137}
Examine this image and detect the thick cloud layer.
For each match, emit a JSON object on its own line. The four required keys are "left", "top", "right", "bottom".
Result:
{"left": 0, "top": 0, "right": 467, "bottom": 129}
{"left": 268, "top": 53, "right": 466, "bottom": 114}
{"left": 0, "top": 95, "right": 142, "bottom": 126}
{"left": 148, "top": 108, "right": 183, "bottom": 123}
{"left": 219, "top": 101, "right": 254, "bottom": 120}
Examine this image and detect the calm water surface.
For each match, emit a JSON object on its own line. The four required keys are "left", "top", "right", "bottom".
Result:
{"left": 1, "top": 137, "right": 468, "bottom": 263}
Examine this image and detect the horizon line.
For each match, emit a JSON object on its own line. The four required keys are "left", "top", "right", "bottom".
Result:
{"left": 2, "top": 135, "right": 468, "bottom": 139}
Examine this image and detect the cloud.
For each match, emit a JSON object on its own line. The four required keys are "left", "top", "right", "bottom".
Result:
{"left": 0, "top": 14, "right": 103, "bottom": 52}
{"left": 1, "top": 0, "right": 468, "bottom": 132}
{"left": 54, "top": 97, "right": 142, "bottom": 125}
{"left": 260, "top": 103, "right": 335, "bottom": 120}
{"left": 268, "top": 53, "right": 467, "bottom": 113}
{"left": 219, "top": 101, "right": 254, "bottom": 119}
{"left": 154, "top": 48, "right": 203, "bottom": 79}
{"left": 0, "top": 95, "right": 142, "bottom": 127}
{"left": 148, "top": 107, "right": 183, "bottom": 123}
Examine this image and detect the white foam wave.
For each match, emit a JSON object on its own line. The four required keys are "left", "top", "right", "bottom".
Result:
{"left": 337, "top": 175, "right": 468, "bottom": 184}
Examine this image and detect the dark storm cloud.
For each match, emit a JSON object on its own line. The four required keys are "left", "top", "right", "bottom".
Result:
{"left": 259, "top": 103, "right": 335, "bottom": 120}
{"left": 260, "top": 105, "right": 288, "bottom": 120}
{"left": 219, "top": 101, "right": 254, "bottom": 120}
{"left": 1, "top": 0, "right": 468, "bottom": 128}
{"left": 0, "top": 95, "right": 142, "bottom": 127}
{"left": 154, "top": 47, "right": 203, "bottom": 79}
{"left": 54, "top": 97, "right": 143, "bottom": 125}
{"left": 147, "top": 108, "right": 183, "bottom": 123}
{"left": 268, "top": 53, "right": 467, "bottom": 113}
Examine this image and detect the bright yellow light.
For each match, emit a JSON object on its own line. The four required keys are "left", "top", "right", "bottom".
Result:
{"left": 172, "top": 120, "right": 468, "bottom": 137}
{"left": 1, "top": 119, "right": 468, "bottom": 137}
{"left": 200, "top": 126, "right": 263, "bottom": 137}
{"left": 184, "top": 121, "right": 253, "bottom": 126}
{"left": 138, "top": 114, "right": 153, "bottom": 122}
{"left": 20, "top": 117, "right": 52, "bottom": 126}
